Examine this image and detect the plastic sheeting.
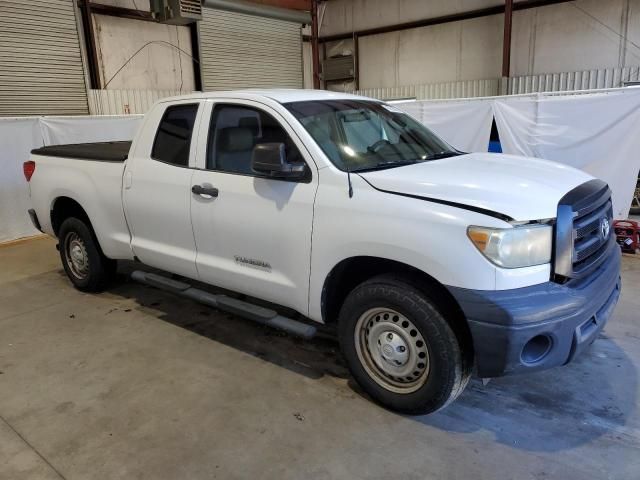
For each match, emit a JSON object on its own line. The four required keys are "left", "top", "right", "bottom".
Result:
{"left": 40, "top": 115, "right": 142, "bottom": 145}
{"left": 397, "top": 99, "right": 494, "bottom": 153}
{"left": 0, "top": 115, "right": 143, "bottom": 243}
{"left": 0, "top": 118, "right": 44, "bottom": 243}
{"left": 399, "top": 88, "right": 640, "bottom": 219}
{"left": 493, "top": 89, "right": 640, "bottom": 219}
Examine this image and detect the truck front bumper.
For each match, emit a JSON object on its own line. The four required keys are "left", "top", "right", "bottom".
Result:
{"left": 447, "top": 242, "right": 621, "bottom": 377}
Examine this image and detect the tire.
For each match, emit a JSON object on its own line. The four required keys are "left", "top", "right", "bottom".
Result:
{"left": 338, "top": 274, "right": 471, "bottom": 415}
{"left": 58, "top": 217, "right": 117, "bottom": 292}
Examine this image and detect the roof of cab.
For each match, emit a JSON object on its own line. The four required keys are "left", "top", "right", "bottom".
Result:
{"left": 160, "top": 89, "right": 376, "bottom": 105}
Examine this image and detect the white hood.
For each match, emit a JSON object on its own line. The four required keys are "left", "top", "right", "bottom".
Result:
{"left": 359, "top": 153, "right": 594, "bottom": 221}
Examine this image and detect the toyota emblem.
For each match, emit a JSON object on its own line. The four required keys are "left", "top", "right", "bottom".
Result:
{"left": 600, "top": 217, "right": 610, "bottom": 240}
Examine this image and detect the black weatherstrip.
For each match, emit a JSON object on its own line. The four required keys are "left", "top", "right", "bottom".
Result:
{"left": 358, "top": 175, "right": 514, "bottom": 222}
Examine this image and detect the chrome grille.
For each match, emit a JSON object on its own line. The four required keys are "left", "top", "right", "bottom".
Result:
{"left": 571, "top": 194, "right": 613, "bottom": 276}
{"left": 554, "top": 180, "right": 613, "bottom": 281}
{"left": 575, "top": 235, "right": 605, "bottom": 261}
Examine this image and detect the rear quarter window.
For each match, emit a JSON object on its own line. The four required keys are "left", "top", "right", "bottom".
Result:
{"left": 151, "top": 104, "right": 198, "bottom": 167}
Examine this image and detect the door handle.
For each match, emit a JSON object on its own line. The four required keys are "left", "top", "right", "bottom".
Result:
{"left": 192, "top": 184, "right": 219, "bottom": 197}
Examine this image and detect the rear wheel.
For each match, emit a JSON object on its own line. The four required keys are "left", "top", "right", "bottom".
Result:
{"left": 338, "top": 274, "right": 471, "bottom": 414}
{"left": 58, "top": 217, "right": 116, "bottom": 292}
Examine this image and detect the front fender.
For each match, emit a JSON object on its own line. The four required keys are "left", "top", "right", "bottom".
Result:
{"left": 307, "top": 174, "right": 509, "bottom": 322}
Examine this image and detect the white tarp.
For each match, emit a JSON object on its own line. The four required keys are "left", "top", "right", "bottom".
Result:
{"left": 402, "top": 88, "right": 640, "bottom": 219}
{"left": 40, "top": 115, "right": 143, "bottom": 145}
{"left": 397, "top": 99, "right": 494, "bottom": 153}
{"left": 491, "top": 96, "right": 537, "bottom": 157}
{"left": 493, "top": 89, "right": 640, "bottom": 218}
{"left": 0, "top": 115, "right": 142, "bottom": 243}
{"left": 0, "top": 118, "right": 44, "bottom": 242}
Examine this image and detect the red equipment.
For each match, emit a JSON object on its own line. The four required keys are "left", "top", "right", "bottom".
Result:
{"left": 613, "top": 220, "right": 640, "bottom": 253}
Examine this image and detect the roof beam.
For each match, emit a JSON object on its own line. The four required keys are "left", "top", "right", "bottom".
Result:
{"left": 247, "top": 0, "right": 310, "bottom": 11}
{"left": 203, "top": 0, "right": 311, "bottom": 23}
{"left": 83, "top": 2, "right": 155, "bottom": 22}
{"left": 318, "top": 0, "right": 574, "bottom": 42}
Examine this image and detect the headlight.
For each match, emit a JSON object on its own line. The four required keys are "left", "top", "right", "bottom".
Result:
{"left": 467, "top": 224, "right": 552, "bottom": 268}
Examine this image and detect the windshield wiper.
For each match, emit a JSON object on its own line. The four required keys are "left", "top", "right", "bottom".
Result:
{"left": 425, "top": 151, "right": 460, "bottom": 160}
{"left": 354, "top": 160, "right": 419, "bottom": 172}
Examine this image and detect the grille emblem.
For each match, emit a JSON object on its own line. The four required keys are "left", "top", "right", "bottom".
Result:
{"left": 600, "top": 217, "right": 610, "bottom": 240}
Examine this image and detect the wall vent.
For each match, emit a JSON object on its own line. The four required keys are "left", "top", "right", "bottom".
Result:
{"left": 322, "top": 55, "right": 355, "bottom": 82}
{"left": 151, "top": 0, "right": 202, "bottom": 25}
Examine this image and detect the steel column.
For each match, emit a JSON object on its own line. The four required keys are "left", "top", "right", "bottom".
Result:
{"left": 78, "top": 0, "right": 101, "bottom": 89}
{"left": 311, "top": 0, "right": 321, "bottom": 89}
{"left": 502, "top": 0, "right": 513, "bottom": 77}
{"left": 353, "top": 33, "right": 359, "bottom": 91}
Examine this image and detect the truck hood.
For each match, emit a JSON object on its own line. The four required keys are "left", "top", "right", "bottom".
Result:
{"left": 359, "top": 152, "right": 594, "bottom": 222}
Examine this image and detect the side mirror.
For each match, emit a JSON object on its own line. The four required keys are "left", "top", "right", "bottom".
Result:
{"left": 251, "top": 143, "right": 306, "bottom": 179}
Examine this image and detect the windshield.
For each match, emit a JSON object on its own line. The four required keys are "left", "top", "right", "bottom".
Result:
{"left": 284, "top": 100, "right": 459, "bottom": 172}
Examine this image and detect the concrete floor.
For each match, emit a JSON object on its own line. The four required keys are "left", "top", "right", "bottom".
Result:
{"left": 1, "top": 237, "right": 639, "bottom": 480}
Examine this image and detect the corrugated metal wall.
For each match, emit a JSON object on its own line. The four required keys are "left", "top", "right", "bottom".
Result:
{"left": 354, "top": 79, "right": 500, "bottom": 101}
{"left": 0, "top": 0, "right": 89, "bottom": 116}
{"left": 198, "top": 8, "right": 303, "bottom": 91}
{"left": 353, "top": 67, "right": 640, "bottom": 100}
{"left": 88, "top": 89, "right": 193, "bottom": 115}
{"left": 507, "top": 67, "right": 640, "bottom": 95}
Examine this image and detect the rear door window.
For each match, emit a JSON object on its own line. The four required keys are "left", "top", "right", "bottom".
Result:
{"left": 151, "top": 104, "right": 199, "bottom": 167}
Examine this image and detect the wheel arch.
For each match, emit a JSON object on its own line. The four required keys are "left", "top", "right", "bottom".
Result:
{"left": 51, "top": 196, "right": 92, "bottom": 236}
{"left": 321, "top": 256, "right": 474, "bottom": 361}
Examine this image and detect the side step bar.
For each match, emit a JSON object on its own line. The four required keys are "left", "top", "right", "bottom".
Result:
{"left": 131, "top": 271, "right": 317, "bottom": 339}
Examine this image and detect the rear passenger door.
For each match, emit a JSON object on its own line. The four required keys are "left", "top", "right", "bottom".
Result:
{"left": 123, "top": 101, "right": 202, "bottom": 279}
{"left": 190, "top": 100, "right": 317, "bottom": 315}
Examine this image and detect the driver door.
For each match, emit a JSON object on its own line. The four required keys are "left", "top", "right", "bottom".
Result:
{"left": 190, "top": 100, "right": 318, "bottom": 315}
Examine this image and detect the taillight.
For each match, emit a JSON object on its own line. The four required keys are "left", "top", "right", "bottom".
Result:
{"left": 23, "top": 161, "right": 35, "bottom": 182}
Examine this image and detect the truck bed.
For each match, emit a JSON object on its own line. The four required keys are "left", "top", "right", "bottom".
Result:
{"left": 31, "top": 141, "right": 132, "bottom": 162}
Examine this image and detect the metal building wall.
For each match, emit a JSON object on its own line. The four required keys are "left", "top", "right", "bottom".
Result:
{"left": 354, "top": 67, "right": 640, "bottom": 101}
{"left": 91, "top": 14, "right": 196, "bottom": 91}
{"left": 320, "top": 0, "right": 640, "bottom": 93}
{"left": 88, "top": 89, "right": 194, "bottom": 115}
{"left": 198, "top": 8, "right": 303, "bottom": 91}
{"left": 355, "top": 79, "right": 500, "bottom": 101}
{"left": 507, "top": 67, "right": 640, "bottom": 95}
{"left": 0, "top": 0, "right": 89, "bottom": 116}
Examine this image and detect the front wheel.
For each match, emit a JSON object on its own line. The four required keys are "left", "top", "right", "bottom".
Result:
{"left": 58, "top": 217, "right": 117, "bottom": 292}
{"left": 338, "top": 275, "right": 471, "bottom": 415}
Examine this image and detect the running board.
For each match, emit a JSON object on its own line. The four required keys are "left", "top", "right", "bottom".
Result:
{"left": 131, "top": 271, "right": 317, "bottom": 339}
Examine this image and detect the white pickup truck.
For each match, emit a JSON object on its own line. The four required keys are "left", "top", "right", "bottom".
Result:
{"left": 25, "top": 90, "right": 621, "bottom": 414}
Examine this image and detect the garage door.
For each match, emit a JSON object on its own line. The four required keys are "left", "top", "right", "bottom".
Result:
{"left": 199, "top": 8, "right": 303, "bottom": 91}
{"left": 0, "top": 0, "right": 89, "bottom": 116}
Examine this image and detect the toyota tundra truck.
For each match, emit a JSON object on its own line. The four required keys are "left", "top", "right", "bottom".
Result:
{"left": 24, "top": 90, "right": 621, "bottom": 414}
